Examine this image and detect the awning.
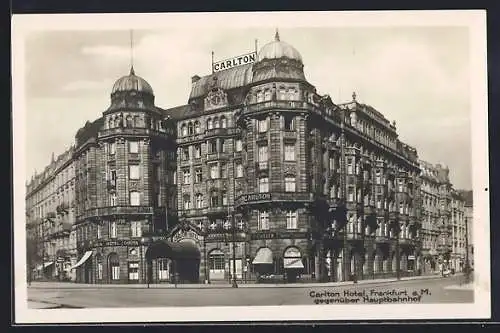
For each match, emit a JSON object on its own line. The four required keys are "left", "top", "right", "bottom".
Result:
{"left": 284, "top": 257, "right": 304, "bottom": 269}
{"left": 35, "top": 262, "right": 54, "bottom": 271}
{"left": 69, "top": 251, "right": 93, "bottom": 270}
{"left": 252, "top": 248, "right": 273, "bottom": 265}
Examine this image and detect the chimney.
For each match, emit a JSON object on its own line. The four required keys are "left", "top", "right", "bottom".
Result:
{"left": 191, "top": 75, "right": 201, "bottom": 84}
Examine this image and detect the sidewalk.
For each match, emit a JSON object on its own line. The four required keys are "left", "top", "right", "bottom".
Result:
{"left": 27, "top": 273, "right": 445, "bottom": 289}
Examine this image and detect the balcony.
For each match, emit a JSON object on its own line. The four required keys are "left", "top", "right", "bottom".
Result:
{"left": 242, "top": 100, "right": 322, "bottom": 117}
{"left": 206, "top": 206, "right": 229, "bottom": 216}
{"left": 283, "top": 130, "right": 297, "bottom": 141}
{"left": 98, "top": 127, "right": 170, "bottom": 139}
{"left": 256, "top": 161, "right": 268, "bottom": 171}
{"left": 83, "top": 206, "right": 154, "bottom": 218}
{"left": 206, "top": 152, "right": 229, "bottom": 162}
{"left": 205, "top": 127, "right": 238, "bottom": 138}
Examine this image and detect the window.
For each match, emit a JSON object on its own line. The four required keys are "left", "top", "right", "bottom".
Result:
{"left": 183, "top": 196, "right": 191, "bottom": 210}
{"left": 221, "top": 163, "right": 227, "bottom": 178}
{"left": 288, "top": 88, "right": 297, "bottom": 100}
{"left": 109, "top": 221, "right": 117, "bottom": 238}
{"left": 158, "top": 259, "right": 169, "bottom": 280}
{"left": 220, "top": 139, "right": 226, "bottom": 153}
{"left": 347, "top": 187, "right": 355, "bottom": 202}
{"left": 183, "top": 169, "right": 191, "bottom": 185}
{"left": 398, "top": 179, "right": 404, "bottom": 192}
{"left": 195, "top": 168, "right": 203, "bottom": 183}
{"left": 279, "top": 88, "right": 286, "bottom": 100}
{"left": 130, "top": 191, "right": 140, "bottom": 206}
{"left": 129, "top": 141, "right": 139, "bottom": 154}
{"left": 220, "top": 117, "right": 227, "bottom": 128}
{"left": 194, "top": 144, "right": 201, "bottom": 159}
{"left": 210, "top": 164, "right": 219, "bottom": 179}
{"left": 182, "top": 147, "right": 190, "bottom": 161}
{"left": 285, "top": 144, "right": 295, "bottom": 161}
{"left": 375, "top": 170, "right": 382, "bottom": 185}
{"left": 264, "top": 90, "right": 271, "bottom": 101}
{"left": 329, "top": 156, "right": 336, "bottom": 171}
{"left": 209, "top": 140, "right": 218, "bottom": 153}
{"left": 286, "top": 210, "right": 298, "bottom": 229}
{"left": 97, "top": 262, "right": 103, "bottom": 279}
{"left": 210, "top": 194, "right": 219, "bottom": 207}
{"left": 258, "top": 119, "right": 268, "bottom": 133}
{"left": 259, "top": 177, "right": 269, "bottom": 193}
{"left": 235, "top": 139, "right": 242, "bottom": 152}
{"left": 109, "top": 193, "right": 117, "bottom": 206}
{"left": 129, "top": 165, "right": 140, "bottom": 180}
{"left": 347, "top": 158, "right": 354, "bottom": 174}
{"left": 109, "top": 142, "right": 116, "bottom": 155}
{"left": 256, "top": 91, "right": 264, "bottom": 102}
{"left": 285, "top": 176, "right": 296, "bottom": 192}
{"left": 194, "top": 121, "right": 201, "bottom": 134}
{"left": 258, "top": 145, "right": 268, "bottom": 161}
{"left": 284, "top": 116, "right": 295, "bottom": 131}
{"left": 209, "top": 251, "right": 225, "bottom": 270}
{"left": 222, "top": 191, "right": 228, "bottom": 206}
{"left": 181, "top": 124, "right": 188, "bottom": 136}
{"left": 130, "top": 221, "right": 142, "bottom": 237}
{"left": 188, "top": 123, "right": 194, "bottom": 135}
{"left": 97, "top": 225, "right": 102, "bottom": 239}
{"left": 128, "top": 262, "right": 139, "bottom": 281}
{"left": 195, "top": 194, "right": 204, "bottom": 209}
{"left": 236, "top": 163, "right": 243, "bottom": 178}
{"left": 258, "top": 210, "right": 269, "bottom": 230}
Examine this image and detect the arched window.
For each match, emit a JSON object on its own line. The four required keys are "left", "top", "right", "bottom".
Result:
{"left": 213, "top": 117, "right": 219, "bottom": 128}
{"left": 183, "top": 194, "right": 191, "bottom": 210}
{"left": 108, "top": 118, "right": 114, "bottom": 129}
{"left": 207, "top": 118, "right": 213, "bottom": 130}
{"left": 195, "top": 193, "right": 204, "bottom": 209}
{"left": 108, "top": 253, "right": 120, "bottom": 281}
{"left": 256, "top": 90, "right": 264, "bottom": 103}
{"left": 194, "top": 121, "right": 201, "bottom": 134}
{"left": 279, "top": 87, "right": 286, "bottom": 100}
{"left": 181, "top": 124, "right": 188, "bottom": 137}
{"left": 126, "top": 115, "right": 133, "bottom": 127}
{"left": 188, "top": 122, "right": 194, "bottom": 135}
{"left": 220, "top": 116, "right": 227, "bottom": 128}
{"left": 287, "top": 88, "right": 297, "bottom": 101}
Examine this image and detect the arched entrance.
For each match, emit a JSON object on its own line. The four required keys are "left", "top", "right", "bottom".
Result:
{"left": 146, "top": 240, "right": 201, "bottom": 284}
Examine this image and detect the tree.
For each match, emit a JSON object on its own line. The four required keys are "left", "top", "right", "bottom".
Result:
{"left": 26, "top": 235, "right": 41, "bottom": 283}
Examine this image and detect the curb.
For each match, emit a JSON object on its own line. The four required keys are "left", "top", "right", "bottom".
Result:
{"left": 27, "top": 275, "right": 446, "bottom": 290}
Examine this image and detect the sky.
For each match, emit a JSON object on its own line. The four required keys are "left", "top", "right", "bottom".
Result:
{"left": 23, "top": 25, "right": 472, "bottom": 189}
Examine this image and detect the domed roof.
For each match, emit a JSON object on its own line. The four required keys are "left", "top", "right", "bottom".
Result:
{"left": 258, "top": 30, "right": 303, "bottom": 63}
{"left": 111, "top": 67, "right": 154, "bottom": 95}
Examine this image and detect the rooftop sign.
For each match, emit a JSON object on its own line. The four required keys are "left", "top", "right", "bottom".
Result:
{"left": 212, "top": 51, "right": 257, "bottom": 73}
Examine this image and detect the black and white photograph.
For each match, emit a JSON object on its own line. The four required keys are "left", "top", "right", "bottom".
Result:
{"left": 12, "top": 10, "right": 490, "bottom": 323}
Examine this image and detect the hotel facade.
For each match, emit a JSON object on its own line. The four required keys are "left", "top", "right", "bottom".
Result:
{"left": 25, "top": 31, "right": 471, "bottom": 284}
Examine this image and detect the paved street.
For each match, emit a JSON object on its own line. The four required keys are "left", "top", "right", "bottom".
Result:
{"left": 27, "top": 275, "right": 473, "bottom": 308}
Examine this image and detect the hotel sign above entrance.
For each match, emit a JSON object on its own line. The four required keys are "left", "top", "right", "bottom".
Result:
{"left": 212, "top": 51, "right": 257, "bottom": 73}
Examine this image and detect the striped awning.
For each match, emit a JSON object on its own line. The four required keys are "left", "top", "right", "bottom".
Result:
{"left": 69, "top": 251, "right": 93, "bottom": 270}
{"left": 252, "top": 248, "right": 273, "bottom": 265}
{"left": 284, "top": 257, "right": 304, "bottom": 269}
{"left": 35, "top": 261, "right": 54, "bottom": 271}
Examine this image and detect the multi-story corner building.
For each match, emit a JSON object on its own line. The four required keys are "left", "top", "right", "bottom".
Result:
{"left": 25, "top": 146, "right": 77, "bottom": 280}
{"left": 460, "top": 190, "right": 473, "bottom": 270}
{"left": 71, "top": 66, "right": 178, "bottom": 284}
{"left": 419, "top": 160, "right": 454, "bottom": 274}
{"left": 450, "top": 189, "right": 467, "bottom": 272}
{"left": 159, "top": 31, "right": 422, "bottom": 284}
{"left": 26, "top": 31, "right": 427, "bottom": 284}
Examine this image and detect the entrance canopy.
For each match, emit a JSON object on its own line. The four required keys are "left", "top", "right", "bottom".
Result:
{"left": 69, "top": 251, "right": 93, "bottom": 270}
{"left": 36, "top": 262, "right": 54, "bottom": 271}
{"left": 252, "top": 248, "right": 273, "bottom": 265}
{"left": 146, "top": 240, "right": 201, "bottom": 261}
{"left": 284, "top": 257, "right": 304, "bottom": 269}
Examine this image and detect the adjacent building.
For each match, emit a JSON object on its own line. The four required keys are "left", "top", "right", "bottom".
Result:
{"left": 25, "top": 146, "right": 77, "bottom": 280}
{"left": 26, "top": 31, "right": 472, "bottom": 284}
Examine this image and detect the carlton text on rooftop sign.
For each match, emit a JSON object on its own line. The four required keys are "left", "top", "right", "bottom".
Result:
{"left": 213, "top": 52, "right": 257, "bottom": 73}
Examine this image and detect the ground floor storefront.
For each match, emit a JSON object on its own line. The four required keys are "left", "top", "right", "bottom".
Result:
{"left": 71, "top": 224, "right": 422, "bottom": 284}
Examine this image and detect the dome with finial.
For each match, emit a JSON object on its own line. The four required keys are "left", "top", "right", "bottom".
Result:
{"left": 111, "top": 66, "right": 154, "bottom": 95}
{"left": 257, "top": 29, "right": 303, "bottom": 63}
